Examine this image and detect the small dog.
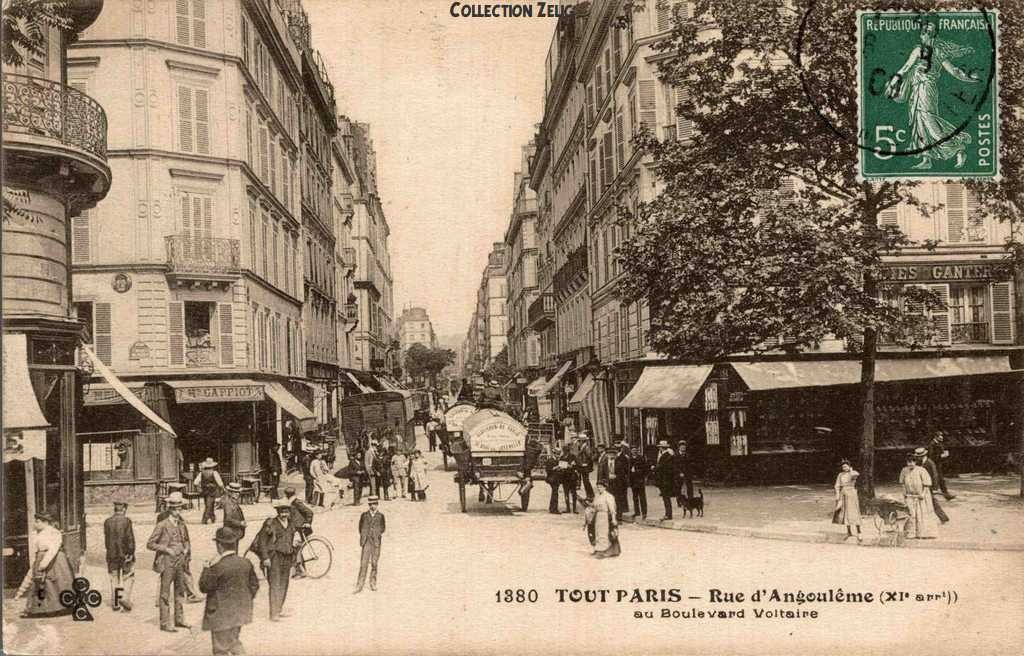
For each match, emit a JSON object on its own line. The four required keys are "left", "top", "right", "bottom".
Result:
{"left": 681, "top": 490, "right": 704, "bottom": 518}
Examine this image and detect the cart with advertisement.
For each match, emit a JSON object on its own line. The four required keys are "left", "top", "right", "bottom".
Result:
{"left": 452, "top": 408, "right": 536, "bottom": 512}
{"left": 441, "top": 402, "right": 476, "bottom": 470}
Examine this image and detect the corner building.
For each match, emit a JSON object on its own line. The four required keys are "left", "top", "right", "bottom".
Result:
{"left": 67, "top": 0, "right": 318, "bottom": 503}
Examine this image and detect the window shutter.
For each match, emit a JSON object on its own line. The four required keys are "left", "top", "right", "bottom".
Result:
{"left": 245, "top": 109, "right": 253, "bottom": 165}
{"left": 657, "top": 1, "right": 672, "bottom": 32}
{"left": 602, "top": 132, "right": 614, "bottom": 187}
{"left": 615, "top": 111, "right": 625, "bottom": 165}
{"left": 966, "top": 188, "right": 986, "bottom": 242}
{"left": 612, "top": 26, "right": 622, "bottom": 72}
{"left": 192, "top": 0, "right": 206, "bottom": 48}
{"left": 945, "top": 183, "right": 965, "bottom": 244}
{"left": 218, "top": 302, "right": 235, "bottom": 366}
{"left": 674, "top": 87, "right": 694, "bottom": 140}
{"left": 71, "top": 211, "right": 91, "bottom": 264}
{"left": 926, "top": 283, "right": 951, "bottom": 345}
{"left": 190, "top": 196, "right": 203, "bottom": 243}
{"left": 194, "top": 88, "right": 209, "bottom": 154}
{"left": 586, "top": 83, "right": 595, "bottom": 125}
{"left": 175, "top": 0, "right": 190, "bottom": 45}
{"left": 879, "top": 207, "right": 899, "bottom": 228}
{"left": 590, "top": 157, "right": 598, "bottom": 203}
{"left": 201, "top": 196, "right": 212, "bottom": 239}
{"left": 241, "top": 15, "right": 250, "bottom": 64}
{"left": 168, "top": 302, "right": 185, "bottom": 366}
{"left": 269, "top": 140, "right": 277, "bottom": 193}
{"left": 990, "top": 282, "right": 1014, "bottom": 344}
{"left": 595, "top": 62, "right": 603, "bottom": 106}
{"left": 638, "top": 80, "right": 657, "bottom": 132}
{"left": 259, "top": 128, "right": 269, "bottom": 181}
{"left": 95, "top": 302, "right": 113, "bottom": 365}
{"left": 178, "top": 86, "right": 193, "bottom": 152}
{"left": 180, "top": 193, "right": 192, "bottom": 254}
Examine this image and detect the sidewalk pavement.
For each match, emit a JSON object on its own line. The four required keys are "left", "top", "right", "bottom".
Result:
{"left": 546, "top": 473, "right": 1024, "bottom": 551}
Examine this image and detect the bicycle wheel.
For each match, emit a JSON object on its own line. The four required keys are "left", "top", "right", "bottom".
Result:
{"left": 299, "top": 536, "right": 333, "bottom": 579}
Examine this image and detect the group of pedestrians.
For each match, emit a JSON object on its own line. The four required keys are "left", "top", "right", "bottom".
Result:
{"left": 347, "top": 434, "right": 429, "bottom": 504}
{"left": 832, "top": 432, "right": 957, "bottom": 542}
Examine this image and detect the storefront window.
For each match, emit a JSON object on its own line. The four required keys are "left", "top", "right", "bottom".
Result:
{"left": 949, "top": 285, "right": 988, "bottom": 343}
{"left": 31, "top": 371, "right": 69, "bottom": 526}
{"left": 81, "top": 431, "right": 137, "bottom": 481}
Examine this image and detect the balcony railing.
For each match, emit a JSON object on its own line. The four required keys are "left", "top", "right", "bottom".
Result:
{"left": 166, "top": 236, "right": 241, "bottom": 281}
{"left": 3, "top": 73, "right": 107, "bottom": 160}
{"left": 952, "top": 322, "right": 989, "bottom": 344}
{"left": 185, "top": 344, "right": 218, "bottom": 369}
{"left": 553, "top": 244, "right": 589, "bottom": 298}
{"left": 527, "top": 293, "right": 555, "bottom": 331}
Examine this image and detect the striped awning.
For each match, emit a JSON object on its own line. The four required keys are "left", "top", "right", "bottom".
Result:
{"left": 580, "top": 377, "right": 612, "bottom": 445}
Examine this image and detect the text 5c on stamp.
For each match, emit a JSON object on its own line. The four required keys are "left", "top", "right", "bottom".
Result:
{"left": 858, "top": 9, "right": 999, "bottom": 181}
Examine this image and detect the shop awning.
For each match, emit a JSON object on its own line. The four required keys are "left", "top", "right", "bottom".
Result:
{"left": 165, "top": 378, "right": 266, "bottom": 404}
{"left": 536, "top": 361, "right": 573, "bottom": 397}
{"left": 345, "top": 372, "right": 375, "bottom": 394}
{"left": 617, "top": 365, "right": 714, "bottom": 409}
{"left": 3, "top": 334, "right": 49, "bottom": 462}
{"left": 568, "top": 374, "right": 596, "bottom": 407}
{"left": 731, "top": 355, "right": 1012, "bottom": 391}
{"left": 86, "top": 347, "right": 177, "bottom": 436}
{"left": 264, "top": 382, "right": 316, "bottom": 432}
{"left": 526, "top": 375, "right": 548, "bottom": 397}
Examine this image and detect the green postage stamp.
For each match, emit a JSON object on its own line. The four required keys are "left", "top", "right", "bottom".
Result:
{"left": 858, "top": 10, "right": 999, "bottom": 181}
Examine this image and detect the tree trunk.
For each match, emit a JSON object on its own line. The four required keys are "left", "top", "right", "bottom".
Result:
{"left": 1013, "top": 258, "right": 1024, "bottom": 496}
{"left": 858, "top": 275, "right": 879, "bottom": 499}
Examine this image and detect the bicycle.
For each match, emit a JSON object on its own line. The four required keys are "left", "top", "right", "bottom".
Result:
{"left": 295, "top": 530, "right": 334, "bottom": 579}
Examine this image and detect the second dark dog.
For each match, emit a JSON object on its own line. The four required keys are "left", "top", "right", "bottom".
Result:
{"left": 682, "top": 490, "right": 704, "bottom": 518}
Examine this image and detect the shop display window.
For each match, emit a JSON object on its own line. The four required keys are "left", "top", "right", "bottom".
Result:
{"left": 81, "top": 431, "right": 137, "bottom": 481}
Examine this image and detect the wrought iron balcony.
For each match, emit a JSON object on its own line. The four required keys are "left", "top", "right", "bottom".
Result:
{"left": 553, "top": 244, "right": 589, "bottom": 299}
{"left": 528, "top": 293, "right": 555, "bottom": 331}
{"left": 165, "top": 236, "right": 241, "bottom": 289}
{"left": 3, "top": 73, "right": 111, "bottom": 211}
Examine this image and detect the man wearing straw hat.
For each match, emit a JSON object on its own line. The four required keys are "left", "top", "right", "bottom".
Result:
{"left": 253, "top": 500, "right": 298, "bottom": 621}
{"left": 354, "top": 495, "right": 386, "bottom": 593}
{"left": 199, "top": 527, "right": 259, "bottom": 655}
{"left": 104, "top": 498, "right": 136, "bottom": 612}
{"left": 194, "top": 457, "right": 225, "bottom": 525}
{"left": 147, "top": 491, "right": 192, "bottom": 632}
{"left": 221, "top": 482, "right": 247, "bottom": 542}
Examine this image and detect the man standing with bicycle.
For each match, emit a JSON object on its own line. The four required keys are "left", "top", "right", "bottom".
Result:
{"left": 253, "top": 500, "right": 297, "bottom": 622}
{"left": 282, "top": 486, "right": 313, "bottom": 578}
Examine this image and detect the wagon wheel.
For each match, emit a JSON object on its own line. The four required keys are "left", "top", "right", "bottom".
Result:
{"left": 458, "top": 482, "right": 467, "bottom": 512}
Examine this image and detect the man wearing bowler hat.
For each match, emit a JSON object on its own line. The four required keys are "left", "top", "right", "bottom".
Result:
{"left": 653, "top": 441, "right": 677, "bottom": 521}
{"left": 104, "top": 499, "right": 135, "bottom": 611}
{"left": 194, "top": 457, "right": 225, "bottom": 525}
{"left": 254, "top": 500, "right": 297, "bottom": 621}
{"left": 354, "top": 496, "right": 385, "bottom": 593}
{"left": 221, "top": 482, "right": 247, "bottom": 542}
{"left": 199, "top": 527, "right": 259, "bottom": 655}
{"left": 147, "top": 491, "right": 192, "bottom": 632}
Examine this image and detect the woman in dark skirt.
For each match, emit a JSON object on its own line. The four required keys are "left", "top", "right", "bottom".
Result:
{"left": 17, "top": 512, "right": 76, "bottom": 617}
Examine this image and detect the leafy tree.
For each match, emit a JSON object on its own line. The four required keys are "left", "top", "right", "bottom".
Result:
{"left": 1, "top": 0, "right": 71, "bottom": 68}
{"left": 482, "top": 345, "right": 514, "bottom": 385}
{"left": 617, "top": 0, "right": 1018, "bottom": 495}
{"left": 404, "top": 344, "right": 455, "bottom": 387}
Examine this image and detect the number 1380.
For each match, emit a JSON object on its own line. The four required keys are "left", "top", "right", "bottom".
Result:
{"left": 496, "top": 589, "right": 538, "bottom": 603}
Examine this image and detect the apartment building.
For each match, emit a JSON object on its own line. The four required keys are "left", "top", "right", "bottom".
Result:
{"left": 67, "top": 0, "right": 321, "bottom": 501}
{"left": 399, "top": 307, "right": 438, "bottom": 352}
{"left": 504, "top": 142, "right": 541, "bottom": 372}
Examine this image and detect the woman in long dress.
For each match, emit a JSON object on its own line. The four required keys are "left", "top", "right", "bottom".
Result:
{"left": 17, "top": 512, "right": 75, "bottom": 617}
{"left": 884, "top": 22, "right": 980, "bottom": 170}
{"left": 591, "top": 480, "right": 620, "bottom": 558}
{"left": 900, "top": 455, "right": 939, "bottom": 539}
{"left": 834, "top": 460, "right": 863, "bottom": 542}
{"left": 310, "top": 451, "right": 339, "bottom": 508}
{"left": 409, "top": 450, "right": 429, "bottom": 501}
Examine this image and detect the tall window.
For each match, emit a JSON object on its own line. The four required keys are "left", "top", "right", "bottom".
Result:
{"left": 175, "top": 0, "right": 206, "bottom": 48}
{"left": 177, "top": 85, "right": 210, "bottom": 154}
{"left": 179, "top": 191, "right": 212, "bottom": 258}
{"left": 71, "top": 210, "right": 91, "bottom": 264}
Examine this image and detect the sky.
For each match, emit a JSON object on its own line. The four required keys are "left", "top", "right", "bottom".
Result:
{"left": 305, "top": 0, "right": 555, "bottom": 338}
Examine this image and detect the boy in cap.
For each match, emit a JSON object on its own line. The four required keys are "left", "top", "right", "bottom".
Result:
{"left": 199, "top": 527, "right": 259, "bottom": 655}
{"left": 104, "top": 499, "right": 135, "bottom": 611}
{"left": 354, "top": 496, "right": 386, "bottom": 593}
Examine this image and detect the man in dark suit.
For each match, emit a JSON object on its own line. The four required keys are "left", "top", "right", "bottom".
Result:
{"left": 104, "top": 499, "right": 135, "bottom": 612}
{"left": 254, "top": 501, "right": 297, "bottom": 621}
{"left": 573, "top": 433, "right": 595, "bottom": 500}
{"left": 354, "top": 496, "right": 386, "bottom": 593}
{"left": 221, "top": 483, "right": 247, "bottom": 543}
{"left": 199, "top": 527, "right": 258, "bottom": 655}
{"left": 146, "top": 492, "right": 192, "bottom": 632}
{"left": 628, "top": 446, "right": 651, "bottom": 520}
{"left": 653, "top": 441, "right": 677, "bottom": 521}
{"left": 598, "top": 440, "right": 631, "bottom": 521}
{"left": 914, "top": 447, "right": 950, "bottom": 524}
{"left": 283, "top": 486, "right": 314, "bottom": 578}
{"left": 927, "top": 433, "right": 956, "bottom": 499}
{"left": 675, "top": 439, "right": 694, "bottom": 505}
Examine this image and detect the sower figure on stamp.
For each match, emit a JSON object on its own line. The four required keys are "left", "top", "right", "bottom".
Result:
{"left": 104, "top": 499, "right": 136, "bottom": 612}
{"left": 147, "top": 492, "right": 192, "bottom": 632}
{"left": 254, "top": 500, "right": 297, "bottom": 621}
{"left": 200, "top": 527, "right": 259, "bottom": 656}
{"left": 354, "top": 495, "right": 386, "bottom": 593}
{"left": 194, "top": 458, "right": 224, "bottom": 525}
